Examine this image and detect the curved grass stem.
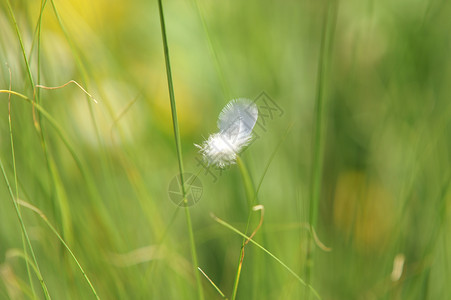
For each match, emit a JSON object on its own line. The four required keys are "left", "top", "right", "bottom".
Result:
{"left": 18, "top": 200, "right": 100, "bottom": 299}
{"left": 212, "top": 214, "right": 321, "bottom": 300}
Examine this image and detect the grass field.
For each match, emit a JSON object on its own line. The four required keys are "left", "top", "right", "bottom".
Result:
{"left": 1, "top": 0, "right": 450, "bottom": 299}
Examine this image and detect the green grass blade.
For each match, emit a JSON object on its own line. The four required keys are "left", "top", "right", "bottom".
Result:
{"left": 230, "top": 157, "right": 256, "bottom": 300}
{"left": 237, "top": 156, "right": 255, "bottom": 209}
{"left": 5, "top": 0, "right": 35, "bottom": 90}
{"left": 27, "top": 0, "right": 47, "bottom": 65}
{"left": 212, "top": 214, "right": 321, "bottom": 300}
{"left": 156, "top": 0, "right": 185, "bottom": 180}
{"left": 198, "top": 267, "right": 228, "bottom": 299}
{"left": 6, "top": 0, "right": 75, "bottom": 255}
{"left": 309, "top": 0, "right": 337, "bottom": 239}
{"left": 1, "top": 90, "right": 116, "bottom": 238}
{"left": 18, "top": 200, "right": 101, "bottom": 300}
{"left": 306, "top": 0, "right": 338, "bottom": 294}
{"left": 5, "top": 248, "right": 41, "bottom": 295}
{"left": 2, "top": 4, "right": 51, "bottom": 291}
{"left": 231, "top": 129, "right": 292, "bottom": 300}
{"left": 7, "top": 72, "right": 37, "bottom": 299}
{"left": 155, "top": 1, "right": 204, "bottom": 299}
{"left": 36, "top": 0, "right": 47, "bottom": 102}
{"left": 0, "top": 159, "right": 51, "bottom": 299}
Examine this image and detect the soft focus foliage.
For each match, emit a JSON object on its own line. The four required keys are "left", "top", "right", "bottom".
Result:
{"left": 0, "top": 0, "right": 450, "bottom": 299}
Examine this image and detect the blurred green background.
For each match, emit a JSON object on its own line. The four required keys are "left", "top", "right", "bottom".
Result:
{"left": 1, "top": 0, "right": 450, "bottom": 299}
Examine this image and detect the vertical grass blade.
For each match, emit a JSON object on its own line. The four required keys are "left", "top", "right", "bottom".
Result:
{"left": 306, "top": 0, "right": 338, "bottom": 295}
{"left": 7, "top": 66, "right": 37, "bottom": 299}
{"left": 5, "top": 0, "right": 35, "bottom": 92}
{"left": 155, "top": 1, "right": 204, "bottom": 299}
{"left": 230, "top": 157, "right": 256, "bottom": 300}
{"left": 309, "top": 0, "right": 337, "bottom": 240}
{"left": 6, "top": 0, "right": 76, "bottom": 249}
{"left": 0, "top": 159, "right": 51, "bottom": 299}
{"left": 231, "top": 127, "right": 291, "bottom": 299}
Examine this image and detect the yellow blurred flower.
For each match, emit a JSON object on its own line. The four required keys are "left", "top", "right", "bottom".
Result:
{"left": 333, "top": 171, "right": 396, "bottom": 253}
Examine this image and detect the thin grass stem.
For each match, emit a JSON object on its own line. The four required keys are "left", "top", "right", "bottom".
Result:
{"left": 18, "top": 200, "right": 100, "bottom": 299}
{"left": 6, "top": 65, "right": 37, "bottom": 299}
{"left": 211, "top": 214, "right": 321, "bottom": 300}
{"left": 231, "top": 123, "right": 294, "bottom": 299}
{"left": 231, "top": 157, "right": 256, "bottom": 300}
{"left": 5, "top": 0, "right": 35, "bottom": 92}
{"left": 48, "top": 2, "right": 117, "bottom": 238}
{"left": 7, "top": 0, "right": 76, "bottom": 263}
{"left": 155, "top": 1, "right": 204, "bottom": 299}
{"left": 231, "top": 130, "right": 291, "bottom": 300}
{"left": 198, "top": 267, "right": 228, "bottom": 299}
{"left": 2, "top": 5, "right": 51, "bottom": 294}
{"left": 36, "top": 80, "right": 98, "bottom": 103}
{"left": 5, "top": 249, "right": 40, "bottom": 285}
{"left": 306, "top": 0, "right": 338, "bottom": 296}
{"left": 36, "top": 0, "right": 47, "bottom": 103}
{"left": 0, "top": 160, "right": 51, "bottom": 299}
{"left": 0, "top": 90, "right": 116, "bottom": 237}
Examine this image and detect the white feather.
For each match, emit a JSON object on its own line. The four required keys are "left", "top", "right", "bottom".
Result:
{"left": 196, "top": 98, "right": 259, "bottom": 168}
{"left": 217, "top": 98, "right": 258, "bottom": 147}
